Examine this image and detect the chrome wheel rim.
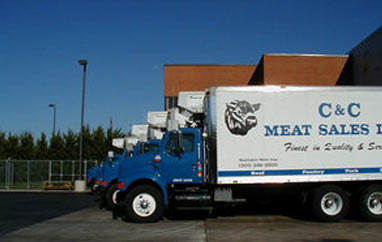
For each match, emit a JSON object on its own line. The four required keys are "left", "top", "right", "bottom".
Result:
{"left": 367, "top": 192, "right": 382, "bottom": 215}
{"left": 321, "top": 192, "right": 343, "bottom": 216}
{"left": 112, "top": 190, "right": 120, "bottom": 205}
{"left": 132, "top": 193, "right": 156, "bottom": 217}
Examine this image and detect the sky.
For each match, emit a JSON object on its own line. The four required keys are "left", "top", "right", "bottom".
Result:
{"left": 0, "top": 0, "right": 381, "bottom": 138}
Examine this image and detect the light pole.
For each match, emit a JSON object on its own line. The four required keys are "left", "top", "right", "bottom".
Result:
{"left": 48, "top": 104, "right": 56, "bottom": 135}
{"left": 78, "top": 59, "right": 88, "bottom": 180}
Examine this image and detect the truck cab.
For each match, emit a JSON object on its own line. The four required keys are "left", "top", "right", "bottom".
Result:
{"left": 87, "top": 164, "right": 103, "bottom": 193}
{"left": 99, "top": 139, "right": 161, "bottom": 208}
{"left": 117, "top": 128, "right": 205, "bottom": 222}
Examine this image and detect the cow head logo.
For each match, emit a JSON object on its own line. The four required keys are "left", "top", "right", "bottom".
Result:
{"left": 225, "top": 100, "right": 260, "bottom": 135}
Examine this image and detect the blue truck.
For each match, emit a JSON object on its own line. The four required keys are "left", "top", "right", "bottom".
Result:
{"left": 116, "top": 127, "right": 204, "bottom": 222}
{"left": 87, "top": 163, "right": 103, "bottom": 193}
{"left": 116, "top": 87, "right": 382, "bottom": 223}
{"left": 95, "top": 113, "right": 167, "bottom": 208}
{"left": 99, "top": 139, "right": 161, "bottom": 208}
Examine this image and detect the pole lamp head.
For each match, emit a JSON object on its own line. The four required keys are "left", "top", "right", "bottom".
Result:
{"left": 48, "top": 104, "right": 56, "bottom": 108}
{"left": 78, "top": 59, "right": 88, "bottom": 66}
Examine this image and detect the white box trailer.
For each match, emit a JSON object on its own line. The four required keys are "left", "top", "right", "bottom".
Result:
{"left": 112, "top": 137, "right": 139, "bottom": 151}
{"left": 147, "top": 111, "right": 167, "bottom": 129}
{"left": 209, "top": 86, "right": 382, "bottom": 185}
{"left": 166, "top": 91, "right": 205, "bottom": 129}
{"left": 147, "top": 111, "right": 167, "bottom": 140}
{"left": 113, "top": 112, "right": 166, "bottom": 151}
{"left": 201, "top": 86, "right": 382, "bottom": 222}
{"left": 131, "top": 124, "right": 149, "bottom": 142}
{"left": 178, "top": 91, "right": 205, "bottom": 114}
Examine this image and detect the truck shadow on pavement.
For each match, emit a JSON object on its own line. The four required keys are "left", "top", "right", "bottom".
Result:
{"left": 111, "top": 197, "right": 312, "bottom": 222}
{"left": 163, "top": 197, "right": 361, "bottom": 222}
{"left": 0, "top": 192, "right": 98, "bottom": 237}
{"left": 167, "top": 200, "right": 310, "bottom": 222}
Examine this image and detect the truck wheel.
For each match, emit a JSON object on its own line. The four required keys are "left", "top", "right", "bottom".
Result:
{"left": 88, "top": 179, "right": 97, "bottom": 194}
{"left": 311, "top": 185, "right": 349, "bottom": 222}
{"left": 359, "top": 184, "right": 382, "bottom": 221}
{"left": 106, "top": 184, "right": 120, "bottom": 209}
{"left": 125, "top": 185, "right": 164, "bottom": 223}
{"left": 99, "top": 189, "right": 108, "bottom": 208}
{"left": 90, "top": 183, "right": 97, "bottom": 194}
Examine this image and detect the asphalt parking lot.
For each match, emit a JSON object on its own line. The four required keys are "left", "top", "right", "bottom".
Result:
{"left": 0, "top": 192, "right": 97, "bottom": 237}
{"left": 0, "top": 192, "right": 382, "bottom": 242}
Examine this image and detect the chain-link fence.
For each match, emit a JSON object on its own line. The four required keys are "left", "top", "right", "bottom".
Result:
{"left": 0, "top": 160, "right": 98, "bottom": 190}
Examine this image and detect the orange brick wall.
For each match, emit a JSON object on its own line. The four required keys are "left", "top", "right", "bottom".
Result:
{"left": 164, "top": 65, "right": 256, "bottom": 97}
{"left": 261, "top": 55, "right": 349, "bottom": 86}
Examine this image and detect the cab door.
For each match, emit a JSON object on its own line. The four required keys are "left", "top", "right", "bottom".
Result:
{"left": 160, "top": 129, "right": 203, "bottom": 184}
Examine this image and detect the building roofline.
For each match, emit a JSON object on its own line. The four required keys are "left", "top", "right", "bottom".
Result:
{"left": 348, "top": 25, "right": 382, "bottom": 54}
{"left": 263, "top": 53, "right": 349, "bottom": 58}
{"left": 164, "top": 64, "right": 256, "bottom": 67}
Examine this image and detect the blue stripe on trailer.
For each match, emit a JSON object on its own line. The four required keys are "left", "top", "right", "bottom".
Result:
{"left": 218, "top": 167, "right": 382, "bottom": 177}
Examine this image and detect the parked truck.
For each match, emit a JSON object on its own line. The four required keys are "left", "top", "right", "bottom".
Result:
{"left": 99, "top": 139, "right": 160, "bottom": 208}
{"left": 87, "top": 163, "right": 103, "bottom": 193}
{"left": 116, "top": 86, "right": 382, "bottom": 222}
{"left": 99, "top": 112, "right": 167, "bottom": 208}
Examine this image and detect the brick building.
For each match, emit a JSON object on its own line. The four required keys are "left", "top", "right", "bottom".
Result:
{"left": 164, "top": 65, "right": 256, "bottom": 110}
{"left": 164, "top": 26, "right": 381, "bottom": 109}
{"left": 250, "top": 54, "right": 350, "bottom": 86}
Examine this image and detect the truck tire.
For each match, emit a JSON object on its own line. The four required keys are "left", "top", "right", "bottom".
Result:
{"left": 124, "top": 185, "right": 164, "bottom": 223}
{"left": 311, "top": 185, "right": 349, "bottom": 222}
{"left": 106, "top": 183, "right": 120, "bottom": 209}
{"left": 99, "top": 189, "right": 108, "bottom": 209}
{"left": 89, "top": 180, "right": 97, "bottom": 194}
{"left": 359, "top": 184, "right": 382, "bottom": 222}
{"left": 90, "top": 183, "right": 98, "bottom": 194}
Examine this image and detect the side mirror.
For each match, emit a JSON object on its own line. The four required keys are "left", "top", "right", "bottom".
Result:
{"left": 178, "top": 131, "right": 184, "bottom": 153}
{"left": 108, "top": 151, "right": 114, "bottom": 158}
{"left": 108, "top": 151, "right": 114, "bottom": 162}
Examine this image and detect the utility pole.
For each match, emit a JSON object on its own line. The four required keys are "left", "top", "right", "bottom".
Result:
{"left": 78, "top": 59, "right": 88, "bottom": 180}
{"left": 48, "top": 104, "right": 56, "bottom": 135}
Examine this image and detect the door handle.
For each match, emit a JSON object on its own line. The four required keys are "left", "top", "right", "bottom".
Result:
{"left": 197, "top": 143, "right": 201, "bottom": 161}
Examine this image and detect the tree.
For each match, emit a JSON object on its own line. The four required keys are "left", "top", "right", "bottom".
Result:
{"left": 91, "top": 126, "right": 106, "bottom": 161}
{"left": 6, "top": 133, "right": 20, "bottom": 159}
{"left": 63, "top": 129, "right": 78, "bottom": 160}
{"left": 35, "top": 133, "right": 48, "bottom": 160}
{"left": 49, "top": 133, "right": 65, "bottom": 160}
{"left": 0, "top": 132, "right": 6, "bottom": 159}
{"left": 1, "top": 123, "right": 127, "bottom": 160}
{"left": 19, "top": 132, "right": 35, "bottom": 159}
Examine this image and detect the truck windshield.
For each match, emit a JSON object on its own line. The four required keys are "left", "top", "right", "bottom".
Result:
{"left": 144, "top": 143, "right": 159, "bottom": 153}
{"left": 108, "top": 156, "right": 119, "bottom": 163}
